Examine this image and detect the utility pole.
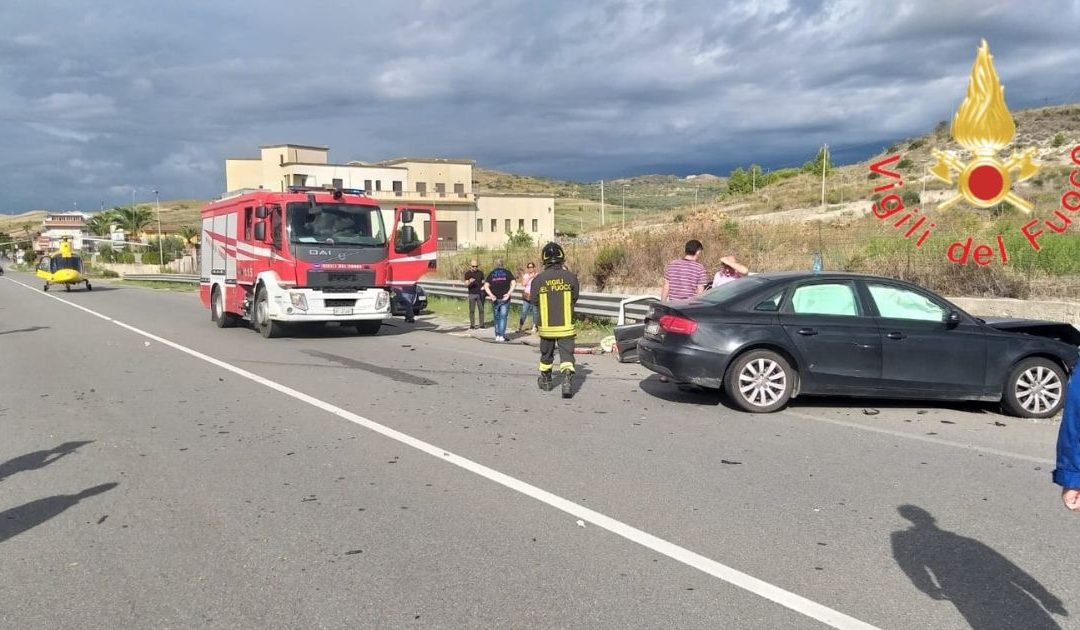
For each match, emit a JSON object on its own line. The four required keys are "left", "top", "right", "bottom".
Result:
{"left": 600, "top": 180, "right": 605, "bottom": 226}
{"left": 154, "top": 189, "right": 164, "bottom": 266}
{"left": 820, "top": 144, "right": 828, "bottom": 209}
{"left": 130, "top": 188, "right": 136, "bottom": 242}
{"left": 752, "top": 167, "right": 756, "bottom": 193}
{"left": 622, "top": 185, "right": 627, "bottom": 229}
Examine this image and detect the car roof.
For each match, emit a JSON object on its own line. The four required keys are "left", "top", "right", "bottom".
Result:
{"left": 751, "top": 271, "right": 920, "bottom": 285}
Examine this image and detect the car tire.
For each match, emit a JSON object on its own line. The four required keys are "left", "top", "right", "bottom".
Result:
{"left": 354, "top": 321, "right": 381, "bottom": 335}
{"left": 724, "top": 349, "right": 795, "bottom": 413}
{"left": 254, "top": 286, "right": 284, "bottom": 338}
{"left": 1001, "top": 357, "right": 1066, "bottom": 419}
{"left": 211, "top": 286, "right": 236, "bottom": 328}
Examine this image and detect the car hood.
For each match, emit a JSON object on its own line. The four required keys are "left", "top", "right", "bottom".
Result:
{"left": 979, "top": 317, "right": 1080, "bottom": 345}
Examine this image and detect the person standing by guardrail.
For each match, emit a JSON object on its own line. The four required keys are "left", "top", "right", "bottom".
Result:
{"left": 532, "top": 242, "right": 579, "bottom": 398}
{"left": 483, "top": 258, "right": 516, "bottom": 342}
{"left": 517, "top": 261, "right": 538, "bottom": 333}
{"left": 658, "top": 239, "right": 707, "bottom": 382}
{"left": 464, "top": 259, "right": 485, "bottom": 329}
{"left": 1053, "top": 369, "right": 1080, "bottom": 511}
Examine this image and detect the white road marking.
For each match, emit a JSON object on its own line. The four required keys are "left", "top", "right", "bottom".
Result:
{"left": 5, "top": 275, "right": 880, "bottom": 629}
{"left": 781, "top": 410, "right": 1054, "bottom": 466}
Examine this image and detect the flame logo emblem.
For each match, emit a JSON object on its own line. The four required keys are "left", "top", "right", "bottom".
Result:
{"left": 930, "top": 40, "right": 1039, "bottom": 212}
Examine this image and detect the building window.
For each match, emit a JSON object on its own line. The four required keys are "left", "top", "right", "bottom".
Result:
{"left": 332, "top": 178, "right": 343, "bottom": 189}
{"left": 392, "top": 181, "right": 403, "bottom": 197}
{"left": 364, "top": 180, "right": 372, "bottom": 191}
{"left": 454, "top": 183, "right": 465, "bottom": 197}
{"left": 504, "top": 219, "right": 511, "bottom": 234}
{"left": 416, "top": 182, "right": 427, "bottom": 195}
{"left": 476, "top": 218, "right": 483, "bottom": 233}
{"left": 518, "top": 219, "right": 525, "bottom": 231}
{"left": 532, "top": 218, "right": 538, "bottom": 232}
{"left": 374, "top": 180, "right": 381, "bottom": 191}
{"left": 490, "top": 219, "right": 497, "bottom": 232}
{"left": 435, "top": 183, "right": 446, "bottom": 198}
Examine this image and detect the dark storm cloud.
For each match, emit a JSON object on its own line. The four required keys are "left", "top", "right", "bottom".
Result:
{"left": 1, "top": 0, "right": 1078, "bottom": 212}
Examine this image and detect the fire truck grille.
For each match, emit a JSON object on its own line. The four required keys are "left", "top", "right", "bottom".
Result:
{"left": 324, "top": 299, "right": 357, "bottom": 308}
{"left": 306, "top": 270, "right": 376, "bottom": 291}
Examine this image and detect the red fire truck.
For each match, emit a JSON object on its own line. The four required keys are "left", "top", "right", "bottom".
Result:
{"left": 199, "top": 187, "right": 437, "bottom": 338}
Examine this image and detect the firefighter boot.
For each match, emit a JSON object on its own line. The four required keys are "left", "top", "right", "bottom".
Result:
{"left": 561, "top": 369, "right": 574, "bottom": 399}
{"left": 538, "top": 370, "right": 553, "bottom": 391}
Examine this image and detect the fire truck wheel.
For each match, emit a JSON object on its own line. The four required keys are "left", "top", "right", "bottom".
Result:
{"left": 354, "top": 321, "right": 381, "bottom": 336}
{"left": 212, "top": 286, "right": 237, "bottom": 328}
{"left": 255, "top": 287, "right": 284, "bottom": 338}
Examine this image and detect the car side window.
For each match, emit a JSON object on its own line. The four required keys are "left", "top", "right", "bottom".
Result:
{"left": 790, "top": 283, "right": 859, "bottom": 316}
{"left": 754, "top": 289, "right": 785, "bottom": 312}
{"left": 868, "top": 284, "right": 946, "bottom": 322}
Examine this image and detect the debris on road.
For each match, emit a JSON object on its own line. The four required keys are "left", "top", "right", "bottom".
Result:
{"left": 862, "top": 408, "right": 879, "bottom": 415}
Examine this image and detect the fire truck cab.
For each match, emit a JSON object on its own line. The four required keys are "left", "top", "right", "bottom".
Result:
{"left": 199, "top": 187, "right": 436, "bottom": 338}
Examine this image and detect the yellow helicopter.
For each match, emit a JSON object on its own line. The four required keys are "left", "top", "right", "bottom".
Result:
{"left": 36, "top": 236, "right": 92, "bottom": 292}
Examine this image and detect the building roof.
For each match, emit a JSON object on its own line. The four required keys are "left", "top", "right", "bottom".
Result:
{"left": 376, "top": 157, "right": 476, "bottom": 167}
{"left": 259, "top": 143, "right": 329, "bottom": 151}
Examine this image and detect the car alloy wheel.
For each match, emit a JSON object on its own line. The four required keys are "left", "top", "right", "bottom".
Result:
{"left": 1004, "top": 358, "right": 1064, "bottom": 418}
{"left": 725, "top": 349, "right": 794, "bottom": 413}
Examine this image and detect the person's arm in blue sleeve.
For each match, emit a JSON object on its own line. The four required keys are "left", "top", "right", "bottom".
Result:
{"left": 1053, "top": 370, "right": 1080, "bottom": 510}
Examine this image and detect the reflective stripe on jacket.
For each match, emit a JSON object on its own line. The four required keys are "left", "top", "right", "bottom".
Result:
{"left": 530, "top": 266, "right": 579, "bottom": 338}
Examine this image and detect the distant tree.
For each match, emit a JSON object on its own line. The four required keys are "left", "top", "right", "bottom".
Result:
{"left": 802, "top": 147, "right": 833, "bottom": 175}
{"left": 178, "top": 225, "right": 199, "bottom": 247}
{"left": 727, "top": 167, "right": 750, "bottom": 195}
{"left": 20, "top": 222, "right": 34, "bottom": 238}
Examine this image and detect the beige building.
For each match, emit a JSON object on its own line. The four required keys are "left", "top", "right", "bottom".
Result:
{"left": 36, "top": 211, "right": 88, "bottom": 253}
{"left": 224, "top": 144, "right": 554, "bottom": 250}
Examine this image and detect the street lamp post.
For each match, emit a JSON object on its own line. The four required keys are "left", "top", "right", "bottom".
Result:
{"left": 130, "top": 188, "right": 136, "bottom": 244}
{"left": 154, "top": 189, "right": 163, "bottom": 266}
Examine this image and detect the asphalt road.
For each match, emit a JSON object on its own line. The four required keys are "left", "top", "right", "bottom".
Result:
{"left": 0, "top": 269, "right": 1076, "bottom": 630}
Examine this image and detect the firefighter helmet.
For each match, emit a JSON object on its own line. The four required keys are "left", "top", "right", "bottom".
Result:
{"left": 541, "top": 242, "right": 565, "bottom": 266}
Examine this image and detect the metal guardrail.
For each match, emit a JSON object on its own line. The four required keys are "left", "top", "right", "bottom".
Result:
{"left": 419, "top": 279, "right": 658, "bottom": 323}
{"left": 115, "top": 275, "right": 658, "bottom": 322}
{"left": 123, "top": 273, "right": 200, "bottom": 284}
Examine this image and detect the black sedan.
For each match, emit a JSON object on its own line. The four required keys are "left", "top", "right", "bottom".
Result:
{"left": 636, "top": 272, "right": 1080, "bottom": 418}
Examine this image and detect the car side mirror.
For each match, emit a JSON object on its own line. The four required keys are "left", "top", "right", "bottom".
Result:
{"left": 254, "top": 222, "right": 266, "bottom": 242}
{"left": 946, "top": 310, "right": 962, "bottom": 327}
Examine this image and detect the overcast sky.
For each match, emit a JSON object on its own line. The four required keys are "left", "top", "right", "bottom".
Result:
{"left": 2, "top": 0, "right": 1079, "bottom": 213}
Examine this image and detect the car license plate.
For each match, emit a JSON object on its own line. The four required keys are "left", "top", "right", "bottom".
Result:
{"left": 646, "top": 321, "right": 660, "bottom": 335}
{"left": 333, "top": 307, "right": 353, "bottom": 315}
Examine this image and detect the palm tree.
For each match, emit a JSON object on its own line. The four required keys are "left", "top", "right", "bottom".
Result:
{"left": 107, "top": 205, "right": 153, "bottom": 239}
{"left": 85, "top": 213, "right": 113, "bottom": 237}
{"left": 178, "top": 224, "right": 199, "bottom": 265}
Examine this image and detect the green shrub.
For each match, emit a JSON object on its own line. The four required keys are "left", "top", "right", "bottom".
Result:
{"left": 1052, "top": 132, "right": 1068, "bottom": 147}
{"left": 101, "top": 269, "right": 120, "bottom": 278}
{"left": 897, "top": 158, "right": 914, "bottom": 170}
{"left": 591, "top": 245, "right": 627, "bottom": 290}
{"left": 507, "top": 229, "right": 533, "bottom": 248}
{"left": 908, "top": 139, "right": 925, "bottom": 150}
{"left": 901, "top": 190, "right": 921, "bottom": 206}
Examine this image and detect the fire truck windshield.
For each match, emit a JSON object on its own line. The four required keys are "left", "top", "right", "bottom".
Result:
{"left": 287, "top": 203, "right": 386, "bottom": 247}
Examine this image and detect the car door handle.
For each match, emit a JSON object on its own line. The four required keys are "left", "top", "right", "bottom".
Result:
{"left": 797, "top": 328, "right": 818, "bottom": 336}
{"left": 886, "top": 332, "right": 906, "bottom": 340}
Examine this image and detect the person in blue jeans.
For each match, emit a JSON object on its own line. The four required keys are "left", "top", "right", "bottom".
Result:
{"left": 1053, "top": 369, "right": 1080, "bottom": 511}
{"left": 483, "top": 258, "right": 516, "bottom": 342}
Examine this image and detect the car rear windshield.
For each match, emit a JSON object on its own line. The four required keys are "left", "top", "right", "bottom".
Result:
{"left": 693, "top": 276, "right": 769, "bottom": 304}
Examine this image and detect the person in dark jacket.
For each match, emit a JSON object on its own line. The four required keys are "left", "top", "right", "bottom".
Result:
{"left": 530, "top": 242, "right": 580, "bottom": 398}
{"left": 1053, "top": 370, "right": 1080, "bottom": 511}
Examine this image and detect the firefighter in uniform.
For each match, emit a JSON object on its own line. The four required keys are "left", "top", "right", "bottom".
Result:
{"left": 530, "top": 242, "right": 580, "bottom": 398}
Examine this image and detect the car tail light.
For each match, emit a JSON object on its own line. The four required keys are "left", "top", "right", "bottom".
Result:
{"left": 659, "top": 314, "right": 697, "bottom": 335}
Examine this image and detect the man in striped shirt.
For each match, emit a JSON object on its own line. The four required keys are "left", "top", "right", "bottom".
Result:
{"left": 661, "top": 239, "right": 707, "bottom": 302}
